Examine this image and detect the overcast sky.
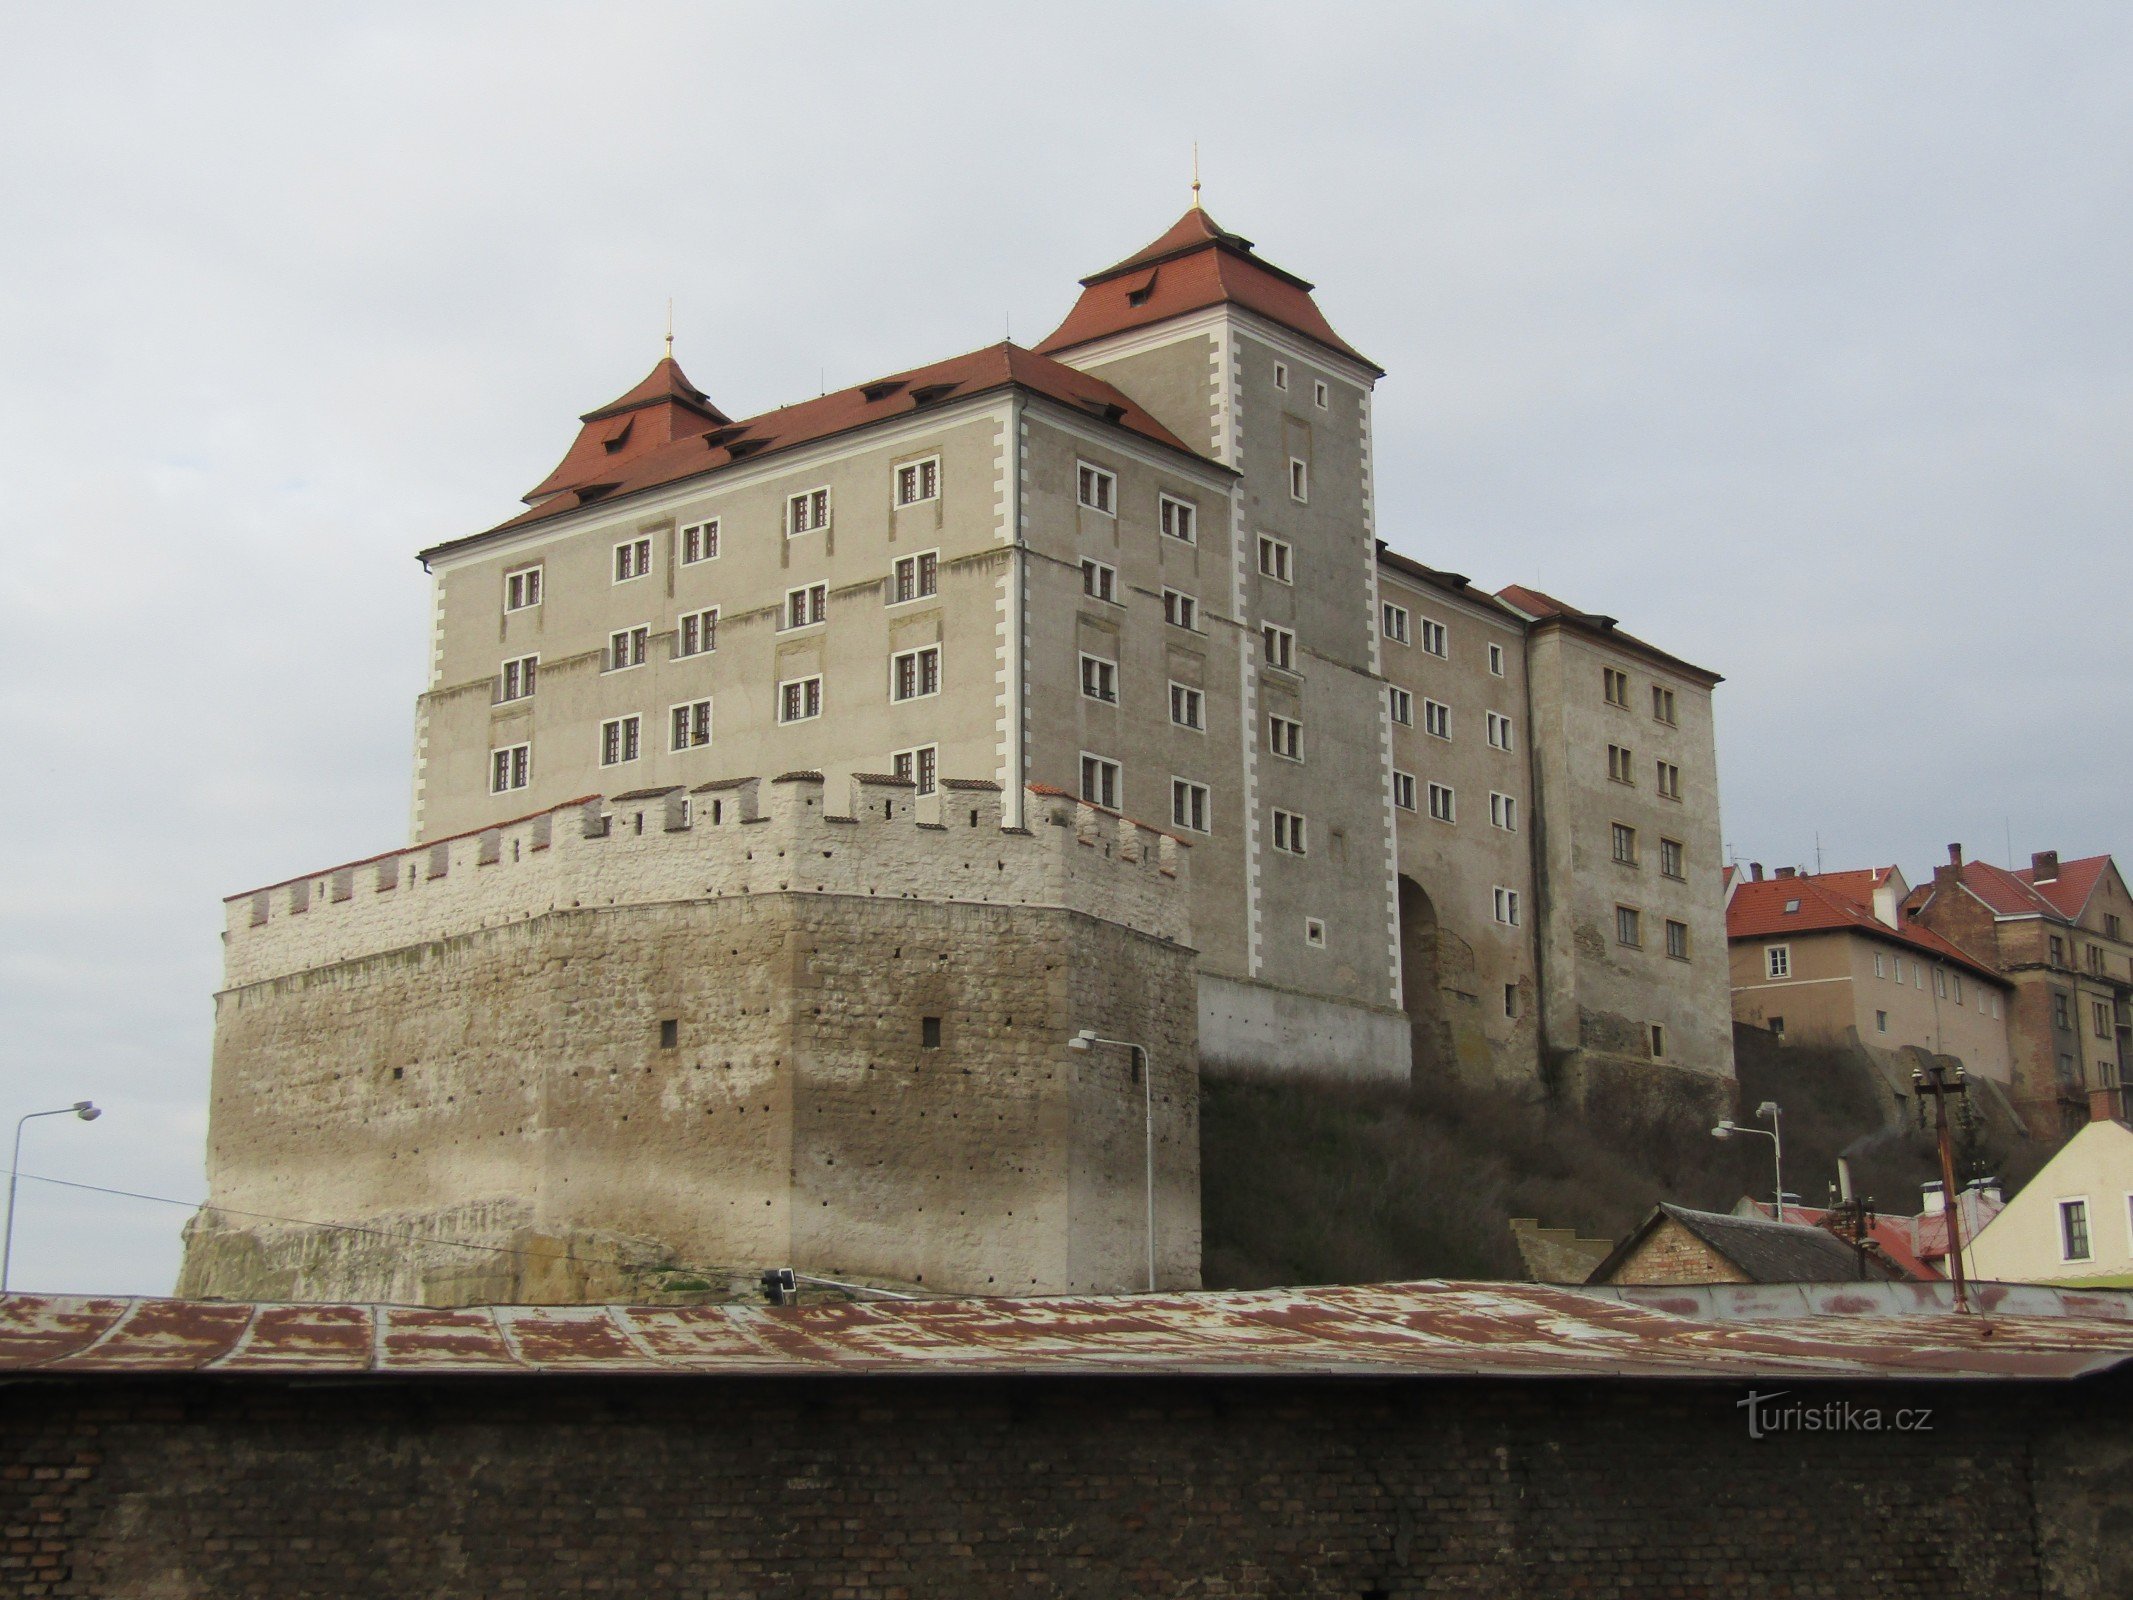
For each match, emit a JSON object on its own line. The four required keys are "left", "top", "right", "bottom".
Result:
{"left": 2, "top": 4, "right": 2127, "bottom": 1296}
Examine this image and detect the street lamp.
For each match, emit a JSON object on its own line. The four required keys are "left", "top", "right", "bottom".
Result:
{"left": 1067, "top": 1029, "right": 1156, "bottom": 1293}
{"left": 1712, "top": 1099, "right": 1783, "bottom": 1221}
{"left": 4, "top": 1102, "right": 102, "bottom": 1293}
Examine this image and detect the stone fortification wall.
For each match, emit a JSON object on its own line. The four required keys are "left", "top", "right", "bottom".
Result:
{"left": 183, "top": 777, "right": 1199, "bottom": 1304}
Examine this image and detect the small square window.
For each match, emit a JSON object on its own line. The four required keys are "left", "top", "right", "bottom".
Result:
{"left": 891, "top": 646, "right": 941, "bottom": 702}
{"left": 669, "top": 698, "right": 713, "bottom": 751}
{"left": 1269, "top": 714, "right": 1303, "bottom": 761}
{"left": 1272, "top": 809, "right": 1308, "bottom": 855}
{"left": 1603, "top": 667, "right": 1630, "bottom": 707}
{"left": 891, "top": 551, "right": 939, "bottom": 604}
{"left": 504, "top": 565, "right": 543, "bottom": 612}
{"left": 784, "top": 584, "right": 827, "bottom": 629}
{"left": 1766, "top": 945, "right": 1791, "bottom": 979}
{"left": 659, "top": 1019, "right": 678, "bottom": 1049}
{"left": 788, "top": 487, "right": 831, "bottom": 535}
{"left": 1665, "top": 919, "right": 1690, "bottom": 961}
{"left": 921, "top": 1015, "right": 943, "bottom": 1050}
{"left": 1169, "top": 682, "right": 1204, "bottom": 730}
{"left": 1493, "top": 887, "right": 1521, "bottom": 927}
{"left": 679, "top": 607, "right": 719, "bottom": 658}
{"left": 1080, "top": 654, "right": 1119, "bottom": 704}
{"left": 895, "top": 457, "right": 940, "bottom": 506}
{"left": 613, "top": 537, "right": 653, "bottom": 583}
{"left": 1391, "top": 770, "right": 1416, "bottom": 811}
{"left": 600, "top": 716, "right": 641, "bottom": 766}
{"left": 499, "top": 654, "right": 538, "bottom": 703}
{"left": 1486, "top": 711, "right": 1514, "bottom": 751}
{"left": 1616, "top": 905, "right": 1643, "bottom": 947}
{"left": 1159, "top": 494, "right": 1197, "bottom": 544}
{"left": 1076, "top": 462, "right": 1117, "bottom": 514}
{"left": 1162, "top": 588, "right": 1200, "bottom": 630}
{"left": 1081, "top": 558, "right": 1119, "bottom": 604}
{"left": 490, "top": 743, "right": 530, "bottom": 793}
{"left": 1427, "top": 783, "right": 1455, "bottom": 824}
{"left": 1659, "top": 837, "right": 1684, "bottom": 880}
{"left": 681, "top": 519, "right": 720, "bottom": 564}
{"left": 1656, "top": 760, "right": 1683, "bottom": 799}
{"left": 779, "top": 676, "right": 823, "bottom": 723}
{"left": 1262, "top": 625, "right": 1296, "bottom": 671}
{"left": 1652, "top": 685, "right": 1677, "bottom": 725}
{"left": 1304, "top": 917, "right": 1327, "bottom": 947}
{"left": 1381, "top": 603, "right": 1410, "bottom": 644}
{"left": 1423, "top": 699, "right": 1449, "bottom": 739}
{"left": 1490, "top": 792, "right": 1517, "bottom": 832}
{"left": 1612, "top": 822, "right": 1638, "bottom": 866}
{"left": 1257, "top": 535, "right": 1293, "bottom": 583}
{"left": 1388, "top": 687, "right": 1414, "bottom": 726}
{"left": 1418, "top": 618, "right": 1447, "bottom": 658}
{"left": 1608, "top": 744, "right": 1635, "bottom": 785}
{"left": 1171, "top": 778, "right": 1210, "bottom": 833}
{"left": 1080, "top": 753, "right": 1121, "bottom": 809}
{"left": 891, "top": 744, "right": 938, "bottom": 796}
{"left": 608, "top": 627, "right": 649, "bottom": 671}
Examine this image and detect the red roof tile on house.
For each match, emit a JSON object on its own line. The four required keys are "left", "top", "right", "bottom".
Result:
{"left": 2013, "top": 854, "right": 2113, "bottom": 920}
{"left": 1036, "top": 207, "right": 1382, "bottom": 374}
{"left": 1909, "top": 856, "right": 2100, "bottom": 923}
{"left": 1727, "top": 871, "right": 2008, "bottom": 987}
{"left": 424, "top": 343, "right": 1220, "bottom": 562}
{"left": 1495, "top": 583, "right": 1721, "bottom": 684}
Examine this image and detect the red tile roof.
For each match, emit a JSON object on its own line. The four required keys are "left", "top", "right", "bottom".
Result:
{"left": 1035, "top": 207, "right": 1382, "bottom": 375}
{"left": 2013, "top": 854, "right": 2113, "bottom": 920}
{"left": 1495, "top": 583, "right": 1721, "bottom": 684}
{"left": 422, "top": 343, "right": 1221, "bottom": 563}
{"left": 1912, "top": 856, "right": 2118, "bottom": 923}
{"left": 1750, "top": 1203, "right": 1938, "bottom": 1281}
{"left": 1726, "top": 871, "right": 2009, "bottom": 986}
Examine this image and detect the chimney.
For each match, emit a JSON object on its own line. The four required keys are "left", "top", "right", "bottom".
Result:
{"left": 1750, "top": 862, "right": 1764, "bottom": 882}
{"left": 1775, "top": 866, "right": 1796, "bottom": 879}
{"left": 2032, "top": 849, "right": 2059, "bottom": 883}
{"left": 1836, "top": 1157, "right": 1855, "bottom": 1204}
{"left": 1948, "top": 843, "right": 1963, "bottom": 867}
{"left": 1921, "top": 1180, "right": 1945, "bottom": 1216}
{"left": 2089, "top": 1085, "right": 2123, "bottom": 1124}
{"left": 1963, "top": 1176, "right": 2002, "bottom": 1207}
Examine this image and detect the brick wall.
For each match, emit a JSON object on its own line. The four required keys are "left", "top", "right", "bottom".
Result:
{"left": 1600, "top": 1216, "right": 1753, "bottom": 1285}
{"left": 4, "top": 1371, "right": 2127, "bottom": 1598}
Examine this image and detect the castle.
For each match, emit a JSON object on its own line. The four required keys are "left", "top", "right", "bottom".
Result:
{"left": 182, "top": 199, "right": 1736, "bottom": 1303}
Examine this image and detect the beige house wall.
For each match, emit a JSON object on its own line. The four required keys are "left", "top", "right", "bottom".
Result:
{"left": 1968, "top": 1118, "right": 2133, "bottom": 1285}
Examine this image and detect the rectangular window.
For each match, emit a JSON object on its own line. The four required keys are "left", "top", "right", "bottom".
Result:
{"left": 1381, "top": 603, "right": 1410, "bottom": 644}
{"left": 2097, "top": 1001, "right": 2115, "bottom": 1040}
{"left": 1162, "top": 588, "right": 1199, "bottom": 630}
{"left": 1487, "top": 642, "right": 1505, "bottom": 676}
{"left": 891, "top": 550, "right": 939, "bottom": 604}
{"left": 1649, "top": 1023, "right": 1667, "bottom": 1059}
{"left": 1603, "top": 667, "right": 1630, "bottom": 707}
{"left": 892, "top": 646, "right": 941, "bottom": 702}
{"left": 787, "top": 487, "right": 831, "bottom": 535}
{"left": 678, "top": 608, "right": 718, "bottom": 658}
{"left": 1418, "top": 618, "right": 1447, "bottom": 658}
{"left": 504, "top": 564, "right": 543, "bottom": 611}
{"left": 681, "top": 519, "right": 720, "bottom": 564}
{"left": 1159, "top": 494, "right": 1197, "bottom": 544}
{"left": 1169, "top": 682, "right": 1204, "bottom": 730}
{"left": 1081, "top": 558, "right": 1119, "bottom": 603}
{"left": 892, "top": 744, "right": 938, "bottom": 796}
{"left": 1080, "top": 753, "right": 1120, "bottom": 809}
{"left": 490, "top": 743, "right": 530, "bottom": 793}
{"left": 1392, "top": 771, "right": 1417, "bottom": 811}
{"left": 1269, "top": 714, "right": 1303, "bottom": 761}
{"left": 1652, "top": 685, "right": 1677, "bottom": 725}
{"left": 2051, "top": 935, "right": 2067, "bottom": 966}
{"left": 1894, "top": 957, "right": 1905, "bottom": 984}
{"left": 1171, "top": 778, "right": 1210, "bottom": 833}
{"left": 499, "top": 654, "right": 538, "bottom": 702}
{"left": 785, "top": 583, "right": 827, "bottom": 629}
{"left": 1304, "top": 917, "right": 1327, "bottom": 947}
{"left": 1874, "top": 951, "right": 1886, "bottom": 980}
{"left": 1490, "top": 792, "right": 1517, "bottom": 832}
{"left": 1313, "top": 379, "right": 1329, "bottom": 408}
{"left": 599, "top": 716, "right": 641, "bottom": 766}
{"left": 1257, "top": 535, "right": 1293, "bottom": 583}
{"left": 1273, "top": 361, "right": 1289, "bottom": 390}
{"left": 1612, "top": 822, "right": 1639, "bottom": 866}
{"left": 1767, "top": 945, "right": 1791, "bottom": 979}
{"left": 1876, "top": 1009, "right": 1889, "bottom": 1032}
{"left": 1666, "top": 919, "right": 1690, "bottom": 961}
{"left": 1660, "top": 837, "right": 1684, "bottom": 880}
{"left": 1616, "top": 905, "right": 1642, "bottom": 947}
{"left": 1080, "top": 654, "right": 1119, "bottom": 704}
{"left": 1422, "top": 698, "right": 1449, "bottom": 739}
{"left": 1389, "top": 687, "right": 1414, "bottom": 726}
{"left": 2088, "top": 945, "right": 2106, "bottom": 975}
{"left": 1076, "top": 463, "right": 1117, "bottom": 514}
{"left": 1271, "top": 809, "right": 1308, "bottom": 855}
{"left": 1428, "top": 782, "right": 1455, "bottom": 824}
{"left": 1263, "top": 625, "right": 1295, "bottom": 670}
{"left": 1608, "top": 744, "right": 1635, "bottom": 784}
{"left": 1656, "top": 760, "right": 1682, "bottom": 799}
{"left": 1288, "top": 458, "right": 1309, "bottom": 502}
{"left": 2107, "top": 914, "right": 2123, "bottom": 940}
{"left": 1494, "top": 887, "right": 1521, "bottom": 927}
{"left": 1504, "top": 984, "right": 1520, "bottom": 1019}
{"left": 2061, "top": 1199, "right": 2092, "bottom": 1262}
{"left": 1487, "top": 712, "right": 1514, "bottom": 751}
{"left": 608, "top": 627, "right": 649, "bottom": 671}
{"left": 778, "top": 676, "right": 822, "bottom": 723}
{"left": 613, "top": 537, "right": 652, "bottom": 582}
{"left": 669, "top": 698, "right": 713, "bottom": 751}
{"left": 894, "top": 456, "right": 939, "bottom": 506}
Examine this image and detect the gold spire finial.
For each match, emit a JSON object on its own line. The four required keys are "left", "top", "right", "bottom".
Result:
{"left": 1191, "top": 142, "right": 1201, "bottom": 209}
{"left": 664, "top": 297, "right": 674, "bottom": 361}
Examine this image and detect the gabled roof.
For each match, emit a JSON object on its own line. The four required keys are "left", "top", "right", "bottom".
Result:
{"left": 1908, "top": 857, "right": 2091, "bottom": 924}
{"left": 2013, "top": 854, "right": 2116, "bottom": 921}
{"left": 1036, "top": 206, "right": 1382, "bottom": 375}
{"left": 1591, "top": 1204, "right": 1904, "bottom": 1286}
{"left": 1742, "top": 1201, "right": 1938, "bottom": 1281}
{"left": 423, "top": 343, "right": 1221, "bottom": 563}
{"left": 1495, "top": 583, "right": 1721, "bottom": 685}
{"left": 524, "top": 355, "right": 732, "bottom": 505}
{"left": 1726, "top": 870, "right": 2009, "bottom": 987}
{"left": 1374, "top": 542, "right": 1527, "bottom": 623}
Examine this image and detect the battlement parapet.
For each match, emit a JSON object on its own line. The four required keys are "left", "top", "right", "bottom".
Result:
{"left": 223, "top": 776, "right": 1191, "bottom": 989}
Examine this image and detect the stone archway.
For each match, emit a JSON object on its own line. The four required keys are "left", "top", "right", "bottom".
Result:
{"left": 1398, "top": 875, "right": 1453, "bottom": 1078}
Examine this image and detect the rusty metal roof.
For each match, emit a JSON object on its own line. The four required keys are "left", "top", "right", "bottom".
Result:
{"left": 3, "top": 1281, "right": 2129, "bottom": 1382}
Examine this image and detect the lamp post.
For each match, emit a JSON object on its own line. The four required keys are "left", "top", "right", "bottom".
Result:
{"left": 1712, "top": 1099, "right": 1783, "bottom": 1220}
{"left": 1067, "top": 1029, "right": 1155, "bottom": 1293}
{"left": 4, "top": 1102, "right": 101, "bottom": 1293}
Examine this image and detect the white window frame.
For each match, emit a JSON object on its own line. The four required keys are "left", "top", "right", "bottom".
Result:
{"left": 1418, "top": 617, "right": 1447, "bottom": 658}
{"left": 778, "top": 675, "right": 823, "bottom": 723}
{"left": 599, "top": 715, "right": 641, "bottom": 767}
{"left": 1076, "top": 462, "right": 1117, "bottom": 515}
{"left": 1288, "top": 457, "right": 1309, "bottom": 503}
{"left": 891, "top": 645, "right": 942, "bottom": 703}
{"left": 784, "top": 583, "right": 827, "bottom": 631}
{"left": 1272, "top": 360, "right": 1289, "bottom": 390}
{"left": 894, "top": 455, "right": 940, "bottom": 507}
{"left": 891, "top": 744, "right": 938, "bottom": 796}
{"left": 1766, "top": 944, "right": 1792, "bottom": 979}
{"left": 787, "top": 486, "right": 831, "bottom": 536}
{"left": 1490, "top": 792, "right": 1517, "bottom": 832}
{"left": 2060, "top": 1197, "right": 2093, "bottom": 1262}
{"left": 1313, "top": 379, "right": 1329, "bottom": 409}
{"left": 1493, "top": 887, "right": 1521, "bottom": 927}
{"left": 1381, "top": 602, "right": 1410, "bottom": 645}
{"left": 1487, "top": 642, "right": 1505, "bottom": 677}
{"left": 890, "top": 550, "right": 939, "bottom": 606}
{"left": 1388, "top": 687, "right": 1414, "bottom": 726}
{"left": 1422, "top": 698, "right": 1449, "bottom": 740}
{"left": 669, "top": 698, "right": 713, "bottom": 751}
{"left": 1159, "top": 494, "right": 1197, "bottom": 544}
{"left": 1486, "top": 711, "right": 1515, "bottom": 751}
{"left": 499, "top": 654, "right": 538, "bottom": 703}
{"left": 1169, "top": 682, "right": 1205, "bottom": 731}
{"left": 504, "top": 564, "right": 543, "bottom": 612}
{"left": 608, "top": 626, "right": 649, "bottom": 672}
{"left": 612, "top": 536, "right": 653, "bottom": 584}
{"left": 681, "top": 519, "right": 720, "bottom": 565}
{"left": 1257, "top": 535, "right": 1293, "bottom": 584}
{"left": 1392, "top": 771, "right": 1417, "bottom": 811}
{"left": 1080, "top": 652, "right": 1119, "bottom": 705}
{"left": 1269, "top": 714, "right": 1303, "bottom": 762}
{"left": 1427, "top": 782, "right": 1455, "bottom": 824}
{"left": 1171, "top": 777, "right": 1211, "bottom": 834}
{"left": 1271, "top": 808, "right": 1308, "bottom": 855}
{"left": 490, "top": 742, "right": 530, "bottom": 794}
{"left": 1304, "top": 916, "right": 1327, "bottom": 947}
{"left": 1162, "top": 588, "right": 1200, "bottom": 631}
{"left": 678, "top": 608, "right": 718, "bottom": 659}
{"left": 1263, "top": 624, "right": 1296, "bottom": 671}
{"left": 1081, "top": 558, "right": 1120, "bottom": 605}
{"left": 1079, "top": 752, "right": 1121, "bottom": 809}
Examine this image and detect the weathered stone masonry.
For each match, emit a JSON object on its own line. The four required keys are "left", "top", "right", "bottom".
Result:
{"left": 178, "top": 775, "right": 1199, "bottom": 1303}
